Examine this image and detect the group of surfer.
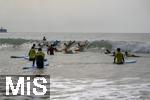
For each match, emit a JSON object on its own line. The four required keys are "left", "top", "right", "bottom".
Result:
{"left": 28, "top": 36, "right": 139, "bottom": 67}
{"left": 28, "top": 44, "right": 45, "bottom": 68}
{"left": 28, "top": 36, "right": 89, "bottom": 68}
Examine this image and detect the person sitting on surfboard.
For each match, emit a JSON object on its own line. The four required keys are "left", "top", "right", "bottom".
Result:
{"left": 36, "top": 48, "right": 45, "bottom": 68}
{"left": 114, "top": 48, "right": 125, "bottom": 64}
{"left": 28, "top": 46, "right": 36, "bottom": 66}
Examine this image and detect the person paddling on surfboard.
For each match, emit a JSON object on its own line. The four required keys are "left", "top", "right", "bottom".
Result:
{"left": 124, "top": 51, "right": 140, "bottom": 57}
{"left": 114, "top": 48, "right": 125, "bottom": 64}
{"left": 35, "top": 48, "right": 45, "bottom": 68}
{"left": 28, "top": 45, "right": 36, "bottom": 66}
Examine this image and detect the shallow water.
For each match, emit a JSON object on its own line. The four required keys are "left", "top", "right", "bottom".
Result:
{"left": 0, "top": 33, "right": 150, "bottom": 100}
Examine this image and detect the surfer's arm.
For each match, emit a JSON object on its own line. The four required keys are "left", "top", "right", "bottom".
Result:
{"left": 28, "top": 50, "right": 31, "bottom": 56}
{"left": 122, "top": 54, "right": 125, "bottom": 63}
{"left": 114, "top": 56, "right": 116, "bottom": 63}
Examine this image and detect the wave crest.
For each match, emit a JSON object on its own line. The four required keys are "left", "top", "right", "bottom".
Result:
{"left": 0, "top": 38, "right": 150, "bottom": 53}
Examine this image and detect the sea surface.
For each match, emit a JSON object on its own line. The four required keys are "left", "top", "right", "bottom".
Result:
{"left": 0, "top": 32, "right": 150, "bottom": 100}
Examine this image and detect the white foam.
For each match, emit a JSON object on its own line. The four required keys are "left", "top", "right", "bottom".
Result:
{"left": 1, "top": 39, "right": 150, "bottom": 53}
{"left": 112, "top": 41, "right": 150, "bottom": 53}
{"left": 50, "top": 78, "right": 150, "bottom": 100}
{"left": 0, "top": 44, "right": 13, "bottom": 50}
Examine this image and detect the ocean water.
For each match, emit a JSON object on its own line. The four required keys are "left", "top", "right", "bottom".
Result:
{"left": 0, "top": 32, "right": 150, "bottom": 100}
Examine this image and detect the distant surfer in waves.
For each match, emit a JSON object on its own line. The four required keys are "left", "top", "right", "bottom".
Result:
{"left": 42, "top": 36, "right": 49, "bottom": 47}
{"left": 75, "top": 41, "right": 89, "bottom": 52}
{"left": 63, "top": 43, "right": 74, "bottom": 54}
{"left": 104, "top": 49, "right": 111, "bottom": 54}
{"left": 63, "top": 48, "right": 74, "bottom": 54}
{"left": 64, "top": 41, "right": 75, "bottom": 48}
{"left": 114, "top": 48, "right": 125, "bottom": 64}
{"left": 43, "top": 36, "right": 47, "bottom": 41}
{"left": 124, "top": 51, "right": 140, "bottom": 57}
{"left": 52, "top": 40, "right": 60, "bottom": 47}
{"left": 47, "top": 44, "right": 58, "bottom": 55}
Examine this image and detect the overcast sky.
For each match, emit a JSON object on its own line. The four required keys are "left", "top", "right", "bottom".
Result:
{"left": 0, "top": 0, "right": 150, "bottom": 33}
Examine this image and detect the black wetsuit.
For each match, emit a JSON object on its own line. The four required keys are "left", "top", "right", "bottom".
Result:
{"left": 47, "top": 47, "right": 55, "bottom": 55}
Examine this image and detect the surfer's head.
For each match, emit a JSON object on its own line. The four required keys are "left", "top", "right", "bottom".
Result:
{"left": 31, "top": 46, "right": 35, "bottom": 49}
{"left": 117, "top": 48, "right": 121, "bottom": 52}
{"left": 33, "top": 44, "right": 36, "bottom": 47}
{"left": 38, "top": 48, "right": 42, "bottom": 51}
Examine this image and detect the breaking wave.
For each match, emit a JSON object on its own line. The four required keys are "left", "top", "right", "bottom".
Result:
{"left": 0, "top": 38, "right": 150, "bottom": 53}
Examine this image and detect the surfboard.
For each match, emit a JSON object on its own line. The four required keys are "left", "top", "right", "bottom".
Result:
{"left": 11, "top": 56, "right": 47, "bottom": 61}
{"left": 125, "top": 59, "right": 137, "bottom": 63}
{"left": 11, "top": 56, "right": 25, "bottom": 58}
{"left": 23, "top": 56, "right": 47, "bottom": 61}
{"left": 114, "top": 59, "right": 137, "bottom": 64}
{"left": 23, "top": 61, "right": 49, "bottom": 69}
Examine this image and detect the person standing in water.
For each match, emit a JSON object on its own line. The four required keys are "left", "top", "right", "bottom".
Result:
{"left": 28, "top": 45, "right": 36, "bottom": 66}
{"left": 114, "top": 48, "right": 125, "bottom": 64}
{"left": 47, "top": 44, "right": 57, "bottom": 55}
{"left": 36, "top": 48, "right": 45, "bottom": 68}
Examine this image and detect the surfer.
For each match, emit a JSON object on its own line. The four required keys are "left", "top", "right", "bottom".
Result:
{"left": 63, "top": 43, "right": 74, "bottom": 54}
{"left": 64, "top": 40, "right": 75, "bottom": 48}
{"left": 35, "top": 48, "right": 45, "bottom": 68}
{"left": 104, "top": 49, "right": 111, "bottom": 54}
{"left": 124, "top": 51, "right": 140, "bottom": 57}
{"left": 28, "top": 45, "right": 36, "bottom": 66}
{"left": 114, "top": 48, "right": 125, "bottom": 64}
{"left": 52, "top": 40, "right": 60, "bottom": 47}
{"left": 75, "top": 42, "right": 88, "bottom": 52}
{"left": 47, "top": 45, "right": 57, "bottom": 55}
{"left": 42, "top": 36, "right": 49, "bottom": 46}
{"left": 43, "top": 36, "right": 46, "bottom": 41}
{"left": 63, "top": 48, "right": 74, "bottom": 54}
{"left": 38, "top": 43, "right": 43, "bottom": 48}
{"left": 32, "top": 44, "right": 36, "bottom": 48}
